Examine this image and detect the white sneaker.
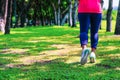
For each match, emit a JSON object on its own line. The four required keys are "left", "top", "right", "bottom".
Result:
{"left": 80, "top": 48, "right": 90, "bottom": 65}
{"left": 89, "top": 52, "right": 96, "bottom": 63}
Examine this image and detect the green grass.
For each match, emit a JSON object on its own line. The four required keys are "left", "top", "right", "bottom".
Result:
{"left": 0, "top": 21, "right": 120, "bottom": 80}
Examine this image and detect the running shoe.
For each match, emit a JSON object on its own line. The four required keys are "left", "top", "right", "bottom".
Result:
{"left": 80, "top": 48, "right": 90, "bottom": 65}
{"left": 89, "top": 52, "right": 96, "bottom": 63}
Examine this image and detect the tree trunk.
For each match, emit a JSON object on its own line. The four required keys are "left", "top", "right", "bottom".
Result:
{"left": 0, "top": 0, "right": 6, "bottom": 16}
{"left": 19, "top": 0, "right": 32, "bottom": 27}
{"left": 61, "top": 13, "right": 68, "bottom": 26}
{"left": 101, "top": 0, "right": 104, "bottom": 8}
{"left": 39, "top": 1, "right": 45, "bottom": 26}
{"left": 33, "top": 8, "right": 37, "bottom": 26}
{"left": 5, "top": 0, "right": 12, "bottom": 34}
{"left": 68, "top": 0, "right": 72, "bottom": 27}
{"left": 106, "top": 0, "right": 113, "bottom": 32}
{"left": 72, "top": 0, "right": 78, "bottom": 27}
{"left": 100, "top": 0, "right": 104, "bottom": 29}
{"left": 0, "top": 0, "right": 6, "bottom": 33}
{"left": 20, "top": 0, "right": 25, "bottom": 27}
{"left": 12, "top": 0, "right": 17, "bottom": 28}
{"left": 58, "top": 0, "right": 61, "bottom": 25}
{"left": 20, "top": 13, "right": 25, "bottom": 27}
{"left": 114, "top": 0, "right": 120, "bottom": 35}
{"left": 51, "top": 2, "right": 57, "bottom": 25}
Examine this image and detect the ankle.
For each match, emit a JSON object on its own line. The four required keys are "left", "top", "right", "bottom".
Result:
{"left": 82, "top": 45, "right": 87, "bottom": 50}
{"left": 91, "top": 48, "right": 96, "bottom": 53}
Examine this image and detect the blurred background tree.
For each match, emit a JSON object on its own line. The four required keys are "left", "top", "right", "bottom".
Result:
{"left": 0, "top": 0, "right": 120, "bottom": 34}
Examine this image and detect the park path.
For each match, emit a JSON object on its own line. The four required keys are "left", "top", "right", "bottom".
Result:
{"left": 3, "top": 44, "right": 81, "bottom": 68}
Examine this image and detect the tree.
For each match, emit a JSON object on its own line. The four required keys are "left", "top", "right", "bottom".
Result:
{"left": 0, "top": 0, "right": 78, "bottom": 28}
{"left": 106, "top": 0, "right": 113, "bottom": 32}
{"left": 0, "top": 0, "right": 6, "bottom": 33}
{"left": 101, "top": 0, "right": 104, "bottom": 8}
{"left": 114, "top": 0, "right": 120, "bottom": 35}
{"left": 51, "top": 0, "right": 58, "bottom": 25}
{"left": 100, "top": 0, "right": 104, "bottom": 29}
{"left": 12, "top": 0, "right": 17, "bottom": 28}
{"left": 0, "top": 0, "right": 12, "bottom": 34}
{"left": 68, "top": 0, "right": 72, "bottom": 26}
{"left": 58, "top": 0, "right": 61, "bottom": 25}
{"left": 5, "top": 0, "right": 12, "bottom": 34}
{"left": 72, "top": 0, "right": 78, "bottom": 27}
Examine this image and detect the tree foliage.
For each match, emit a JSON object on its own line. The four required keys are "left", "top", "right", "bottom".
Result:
{"left": 0, "top": 0, "right": 120, "bottom": 35}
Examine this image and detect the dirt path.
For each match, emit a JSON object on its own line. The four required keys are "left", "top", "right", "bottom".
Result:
{"left": 3, "top": 44, "right": 81, "bottom": 68}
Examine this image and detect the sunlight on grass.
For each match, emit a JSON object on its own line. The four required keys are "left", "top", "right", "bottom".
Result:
{"left": 101, "top": 20, "right": 116, "bottom": 32}
{"left": 65, "top": 56, "right": 80, "bottom": 63}
{"left": 0, "top": 32, "right": 4, "bottom": 35}
{"left": 115, "top": 67, "right": 120, "bottom": 71}
{"left": 1, "top": 48, "right": 29, "bottom": 54}
{"left": 90, "top": 71, "right": 105, "bottom": 77}
{"left": 15, "top": 55, "right": 46, "bottom": 65}
{"left": 99, "top": 46, "right": 120, "bottom": 52}
{"left": 108, "top": 54, "right": 120, "bottom": 58}
{"left": 100, "top": 35, "right": 120, "bottom": 41}
{"left": 0, "top": 23, "right": 120, "bottom": 79}
{"left": 12, "top": 31, "right": 32, "bottom": 34}
{"left": 0, "top": 68, "right": 5, "bottom": 70}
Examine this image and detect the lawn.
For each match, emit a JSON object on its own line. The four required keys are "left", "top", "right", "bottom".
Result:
{"left": 0, "top": 21, "right": 120, "bottom": 80}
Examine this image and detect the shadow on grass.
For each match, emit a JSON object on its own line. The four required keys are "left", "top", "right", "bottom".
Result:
{"left": 0, "top": 27, "right": 120, "bottom": 79}
{"left": 0, "top": 45, "right": 120, "bottom": 79}
{"left": 0, "top": 49, "right": 120, "bottom": 80}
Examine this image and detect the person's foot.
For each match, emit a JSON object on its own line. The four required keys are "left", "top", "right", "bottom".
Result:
{"left": 89, "top": 52, "right": 96, "bottom": 63}
{"left": 80, "top": 48, "right": 90, "bottom": 65}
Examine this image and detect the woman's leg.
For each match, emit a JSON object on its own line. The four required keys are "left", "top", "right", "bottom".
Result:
{"left": 78, "top": 13, "right": 90, "bottom": 49}
{"left": 90, "top": 13, "right": 102, "bottom": 51}
{"left": 89, "top": 13, "right": 102, "bottom": 63}
{"left": 78, "top": 13, "right": 91, "bottom": 65}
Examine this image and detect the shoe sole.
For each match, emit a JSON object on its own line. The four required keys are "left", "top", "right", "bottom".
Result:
{"left": 90, "top": 57, "right": 95, "bottom": 63}
{"left": 80, "top": 49, "right": 90, "bottom": 65}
